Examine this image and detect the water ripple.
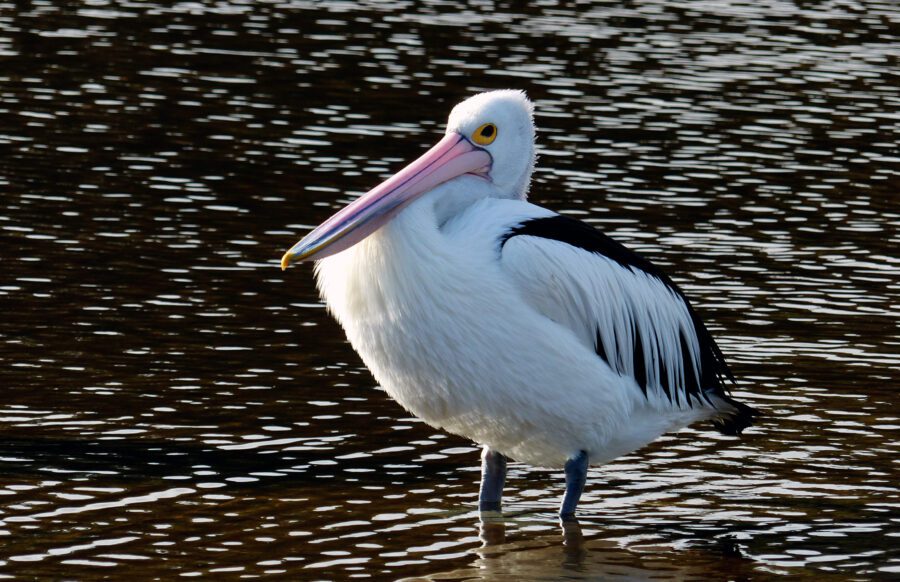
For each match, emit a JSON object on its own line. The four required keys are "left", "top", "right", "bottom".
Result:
{"left": 0, "top": 0, "right": 898, "bottom": 579}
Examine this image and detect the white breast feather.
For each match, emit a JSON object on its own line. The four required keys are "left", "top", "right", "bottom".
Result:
{"left": 314, "top": 196, "right": 716, "bottom": 467}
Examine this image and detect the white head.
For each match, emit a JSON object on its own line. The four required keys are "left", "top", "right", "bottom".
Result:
{"left": 445, "top": 90, "right": 536, "bottom": 200}
{"left": 282, "top": 90, "right": 537, "bottom": 267}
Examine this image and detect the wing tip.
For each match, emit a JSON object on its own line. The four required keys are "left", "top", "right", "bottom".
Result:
{"left": 711, "top": 396, "right": 759, "bottom": 436}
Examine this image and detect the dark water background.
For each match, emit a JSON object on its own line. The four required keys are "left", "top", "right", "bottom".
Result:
{"left": 1, "top": 1, "right": 898, "bottom": 579}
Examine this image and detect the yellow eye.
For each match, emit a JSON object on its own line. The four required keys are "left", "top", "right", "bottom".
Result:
{"left": 472, "top": 123, "right": 497, "bottom": 146}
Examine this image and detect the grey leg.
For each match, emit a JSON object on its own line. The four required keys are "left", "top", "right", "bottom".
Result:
{"left": 478, "top": 446, "right": 507, "bottom": 512}
{"left": 559, "top": 450, "right": 588, "bottom": 518}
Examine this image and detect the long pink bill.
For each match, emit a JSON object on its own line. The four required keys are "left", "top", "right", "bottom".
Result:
{"left": 281, "top": 133, "right": 491, "bottom": 269}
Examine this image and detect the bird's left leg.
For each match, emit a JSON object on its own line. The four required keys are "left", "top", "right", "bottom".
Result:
{"left": 560, "top": 450, "right": 589, "bottom": 519}
{"left": 478, "top": 446, "right": 507, "bottom": 512}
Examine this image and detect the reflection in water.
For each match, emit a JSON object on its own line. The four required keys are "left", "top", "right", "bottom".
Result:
{"left": 1, "top": 0, "right": 898, "bottom": 579}
{"left": 430, "top": 516, "right": 769, "bottom": 581}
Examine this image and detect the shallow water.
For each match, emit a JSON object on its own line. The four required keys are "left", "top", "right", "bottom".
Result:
{"left": 1, "top": 0, "right": 898, "bottom": 579}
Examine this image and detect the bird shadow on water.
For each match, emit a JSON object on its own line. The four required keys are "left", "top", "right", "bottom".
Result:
{"left": 0, "top": 435, "right": 460, "bottom": 488}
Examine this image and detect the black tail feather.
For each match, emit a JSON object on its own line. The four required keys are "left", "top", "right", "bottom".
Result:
{"left": 712, "top": 396, "right": 759, "bottom": 436}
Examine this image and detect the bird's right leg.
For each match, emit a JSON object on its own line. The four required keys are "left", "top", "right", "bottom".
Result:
{"left": 559, "top": 450, "right": 588, "bottom": 519}
{"left": 478, "top": 446, "right": 507, "bottom": 511}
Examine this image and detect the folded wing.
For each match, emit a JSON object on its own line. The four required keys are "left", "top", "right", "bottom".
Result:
{"left": 499, "top": 214, "right": 746, "bottom": 428}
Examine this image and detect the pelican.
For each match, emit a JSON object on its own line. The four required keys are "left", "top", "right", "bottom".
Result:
{"left": 281, "top": 90, "right": 756, "bottom": 518}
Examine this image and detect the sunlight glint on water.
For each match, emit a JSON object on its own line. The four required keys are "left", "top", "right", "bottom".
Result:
{"left": 0, "top": 0, "right": 898, "bottom": 579}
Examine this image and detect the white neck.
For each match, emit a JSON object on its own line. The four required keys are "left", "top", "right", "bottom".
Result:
{"left": 314, "top": 192, "right": 450, "bottom": 329}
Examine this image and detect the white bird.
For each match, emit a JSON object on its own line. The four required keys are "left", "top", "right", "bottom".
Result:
{"left": 281, "top": 90, "right": 756, "bottom": 518}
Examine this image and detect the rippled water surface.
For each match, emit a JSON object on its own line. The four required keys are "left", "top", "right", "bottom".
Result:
{"left": 1, "top": 1, "right": 899, "bottom": 579}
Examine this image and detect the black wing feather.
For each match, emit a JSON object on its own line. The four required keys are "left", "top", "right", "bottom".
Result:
{"left": 500, "top": 214, "right": 756, "bottom": 434}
